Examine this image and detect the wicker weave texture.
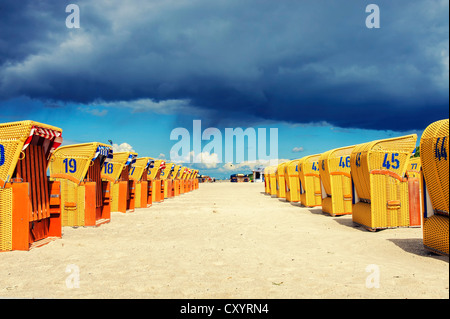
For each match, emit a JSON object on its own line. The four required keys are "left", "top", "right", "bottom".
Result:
{"left": 423, "top": 214, "right": 449, "bottom": 256}
{"left": 0, "top": 188, "right": 13, "bottom": 251}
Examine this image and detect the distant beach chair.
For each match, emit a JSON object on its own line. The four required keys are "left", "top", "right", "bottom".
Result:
{"left": 276, "top": 162, "right": 287, "bottom": 198}
{"left": 49, "top": 142, "right": 113, "bottom": 227}
{"left": 101, "top": 151, "right": 138, "bottom": 213}
{"left": 268, "top": 166, "right": 277, "bottom": 196}
{"left": 350, "top": 134, "right": 421, "bottom": 231}
{"left": 178, "top": 166, "right": 187, "bottom": 194}
{"left": 129, "top": 157, "right": 154, "bottom": 209}
{"left": 181, "top": 166, "right": 190, "bottom": 193}
{"left": 0, "top": 120, "right": 63, "bottom": 251}
{"left": 160, "top": 163, "right": 174, "bottom": 199}
{"left": 298, "top": 154, "right": 322, "bottom": 207}
{"left": 148, "top": 160, "right": 164, "bottom": 202}
{"left": 172, "top": 165, "right": 182, "bottom": 196}
{"left": 264, "top": 167, "right": 271, "bottom": 194}
{"left": 193, "top": 170, "right": 199, "bottom": 190}
{"left": 186, "top": 168, "right": 195, "bottom": 191}
{"left": 420, "top": 119, "right": 449, "bottom": 256}
{"left": 319, "top": 145, "right": 356, "bottom": 216}
{"left": 284, "top": 160, "right": 300, "bottom": 202}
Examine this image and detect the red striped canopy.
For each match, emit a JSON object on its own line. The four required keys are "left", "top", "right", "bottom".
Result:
{"left": 22, "top": 125, "right": 63, "bottom": 157}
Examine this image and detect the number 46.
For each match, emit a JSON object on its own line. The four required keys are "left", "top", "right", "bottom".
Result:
{"left": 382, "top": 153, "right": 400, "bottom": 170}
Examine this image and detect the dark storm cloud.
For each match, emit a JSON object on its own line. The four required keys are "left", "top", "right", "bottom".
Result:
{"left": 0, "top": 0, "right": 448, "bottom": 131}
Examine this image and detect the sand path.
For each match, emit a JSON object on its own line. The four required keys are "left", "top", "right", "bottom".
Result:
{"left": 0, "top": 182, "right": 448, "bottom": 299}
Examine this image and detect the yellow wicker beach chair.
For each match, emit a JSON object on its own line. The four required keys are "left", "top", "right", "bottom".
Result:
{"left": 268, "top": 166, "right": 277, "bottom": 196}
{"left": 160, "top": 162, "right": 173, "bottom": 198}
{"left": 185, "top": 168, "right": 193, "bottom": 192}
{"left": 406, "top": 157, "right": 422, "bottom": 179}
{"left": 350, "top": 134, "right": 421, "bottom": 231}
{"left": 264, "top": 167, "right": 270, "bottom": 194}
{"left": 0, "top": 120, "right": 63, "bottom": 251}
{"left": 129, "top": 157, "right": 154, "bottom": 208}
{"left": 149, "top": 160, "right": 164, "bottom": 202}
{"left": 319, "top": 145, "right": 356, "bottom": 216}
{"left": 172, "top": 164, "right": 182, "bottom": 196}
{"left": 284, "top": 160, "right": 300, "bottom": 202}
{"left": 276, "top": 162, "right": 287, "bottom": 199}
{"left": 419, "top": 119, "right": 449, "bottom": 256}
{"left": 101, "top": 151, "right": 138, "bottom": 213}
{"left": 188, "top": 168, "right": 196, "bottom": 191}
{"left": 177, "top": 166, "right": 186, "bottom": 195}
{"left": 298, "top": 154, "right": 322, "bottom": 207}
{"left": 193, "top": 170, "right": 199, "bottom": 190}
{"left": 182, "top": 167, "right": 192, "bottom": 193}
{"left": 49, "top": 142, "right": 113, "bottom": 227}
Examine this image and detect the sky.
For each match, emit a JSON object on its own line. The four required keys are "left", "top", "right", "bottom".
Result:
{"left": 0, "top": 0, "right": 448, "bottom": 179}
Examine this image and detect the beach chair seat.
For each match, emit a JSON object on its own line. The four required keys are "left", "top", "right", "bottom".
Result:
{"left": 298, "top": 154, "right": 322, "bottom": 207}
{"left": 101, "top": 151, "right": 138, "bottom": 213}
{"left": 49, "top": 142, "right": 113, "bottom": 227}
{"left": 0, "top": 120, "right": 63, "bottom": 251}
{"left": 319, "top": 145, "right": 356, "bottom": 216}
{"left": 420, "top": 119, "right": 448, "bottom": 256}
{"left": 350, "top": 134, "right": 421, "bottom": 231}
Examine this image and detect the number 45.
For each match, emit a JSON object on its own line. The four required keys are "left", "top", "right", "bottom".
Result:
{"left": 382, "top": 153, "right": 400, "bottom": 170}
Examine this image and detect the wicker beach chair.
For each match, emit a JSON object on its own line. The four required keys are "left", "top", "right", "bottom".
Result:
{"left": 130, "top": 157, "right": 154, "bottom": 208}
{"left": 49, "top": 142, "right": 113, "bottom": 227}
{"left": 276, "top": 162, "right": 287, "bottom": 199}
{"left": 350, "top": 134, "right": 421, "bottom": 231}
{"left": 101, "top": 151, "right": 138, "bottom": 213}
{"left": 264, "top": 167, "right": 271, "bottom": 194}
{"left": 148, "top": 160, "right": 164, "bottom": 202}
{"left": 284, "top": 160, "right": 300, "bottom": 203}
{"left": 298, "top": 154, "right": 322, "bottom": 207}
{"left": 0, "top": 120, "right": 63, "bottom": 251}
{"left": 268, "top": 166, "right": 277, "bottom": 196}
{"left": 419, "top": 119, "right": 449, "bottom": 256}
{"left": 193, "top": 170, "right": 199, "bottom": 190}
{"left": 172, "top": 165, "right": 182, "bottom": 196}
{"left": 319, "top": 145, "right": 356, "bottom": 216}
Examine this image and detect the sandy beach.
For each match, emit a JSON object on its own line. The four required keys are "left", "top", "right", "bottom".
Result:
{"left": 0, "top": 182, "right": 448, "bottom": 299}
